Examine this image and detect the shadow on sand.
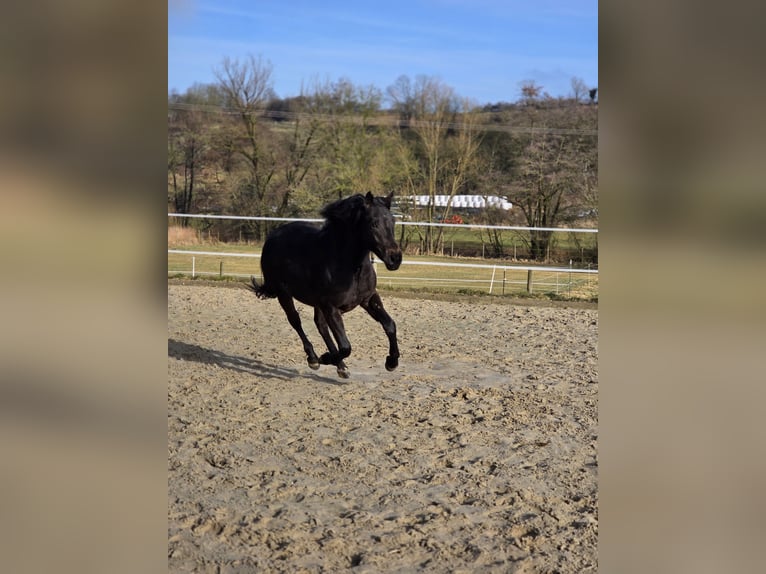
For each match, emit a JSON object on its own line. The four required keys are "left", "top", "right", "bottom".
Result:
{"left": 167, "top": 339, "right": 346, "bottom": 386}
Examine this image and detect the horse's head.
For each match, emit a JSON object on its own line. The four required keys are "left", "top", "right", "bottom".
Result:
{"left": 363, "top": 191, "right": 402, "bottom": 271}
{"left": 322, "top": 191, "right": 403, "bottom": 270}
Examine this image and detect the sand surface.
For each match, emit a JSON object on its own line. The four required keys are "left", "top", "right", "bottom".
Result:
{"left": 168, "top": 283, "right": 598, "bottom": 573}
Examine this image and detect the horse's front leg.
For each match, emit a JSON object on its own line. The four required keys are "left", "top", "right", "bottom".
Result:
{"left": 277, "top": 294, "right": 320, "bottom": 370}
{"left": 317, "top": 305, "right": 352, "bottom": 378}
{"left": 361, "top": 292, "right": 399, "bottom": 371}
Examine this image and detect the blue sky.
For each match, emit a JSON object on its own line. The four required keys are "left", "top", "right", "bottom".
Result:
{"left": 168, "top": 0, "right": 598, "bottom": 105}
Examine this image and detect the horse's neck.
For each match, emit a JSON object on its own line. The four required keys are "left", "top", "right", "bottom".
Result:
{"left": 322, "top": 223, "right": 369, "bottom": 266}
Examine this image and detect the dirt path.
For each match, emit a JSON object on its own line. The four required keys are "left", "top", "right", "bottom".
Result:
{"left": 168, "top": 283, "right": 598, "bottom": 573}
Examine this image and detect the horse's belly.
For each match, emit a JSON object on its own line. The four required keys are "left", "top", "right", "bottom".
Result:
{"left": 267, "top": 251, "right": 377, "bottom": 311}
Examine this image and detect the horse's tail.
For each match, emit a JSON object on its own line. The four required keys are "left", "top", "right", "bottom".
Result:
{"left": 248, "top": 276, "right": 277, "bottom": 299}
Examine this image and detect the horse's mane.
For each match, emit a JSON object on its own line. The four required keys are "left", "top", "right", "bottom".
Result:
{"left": 320, "top": 194, "right": 367, "bottom": 227}
{"left": 320, "top": 192, "right": 393, "bottom": 227}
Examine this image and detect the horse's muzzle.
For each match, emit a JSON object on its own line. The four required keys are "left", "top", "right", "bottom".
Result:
{"left": 383, "top": 249, "right": 402, "bottom": 271}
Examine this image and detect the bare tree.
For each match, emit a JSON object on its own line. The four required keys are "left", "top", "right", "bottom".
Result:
{"left": 512, "top": 134, "right": 568, "bottom": 260}
{"left": 277, "top": 103, "right": 322, "bottom": 214}
{"left": 306, "top": 77, "right": 385, "bottom": 200}
{"left": 406, "top": 76, "right": 457, "bottom": 253}
{"left": 509, "top": 107, "right": 596, "bottom": 261}
{"left": 570, "top": 77, "right": 588, "bottom": 103}
{"left": 386, "top": 74, "right": 416, "bottom": 125}
{"left": 215, "top": 54, "right": 275, "bottom": 111}
{"left": 435, "top": 97, "right": 483, "bottom": 251}
{"left": 389, "top": 76, "right": 483, "bottom": 254}
{"left": 213, "top": 54, "right": 277, "bottom": 239}
{"left": 167, "top": 96, "right": 208, "bottom": 224}
{"left": 414, "top": 76, "right": 455, "bottom": 249}
{"left": 519, "top": 79, "right": 543, "bottom": 105}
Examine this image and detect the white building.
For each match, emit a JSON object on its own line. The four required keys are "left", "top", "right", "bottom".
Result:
{"left": 400, "top": 194, "right": 512, "bottom": 211}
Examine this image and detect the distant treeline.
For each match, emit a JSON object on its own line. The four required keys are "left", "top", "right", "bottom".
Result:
{"left": 168, "top": 55, "right": 597, "bottom": 260}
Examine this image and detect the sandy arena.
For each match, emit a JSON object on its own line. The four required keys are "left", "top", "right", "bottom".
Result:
{"left": 168, "top": 282, "right": 598, "bottom": 573}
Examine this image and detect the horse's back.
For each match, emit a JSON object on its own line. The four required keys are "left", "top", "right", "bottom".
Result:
{"left": 265, "top": 221, "right": 319, "bottom": 246}
{"left": 260, "top": 222, "right": 321, "bottom": 297}
{"left": 260, "top": 221, "right": 376, "bottom": 309}
{"left": 262, "top": 222, "right": 319, "bottom": 264}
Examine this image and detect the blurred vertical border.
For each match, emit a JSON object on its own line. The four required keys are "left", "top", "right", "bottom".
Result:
{"left": 0, "top": 1, "right": 167, "bottom": 573}
{"left": 601, "top": 1, "right": 766, "bottom": 573}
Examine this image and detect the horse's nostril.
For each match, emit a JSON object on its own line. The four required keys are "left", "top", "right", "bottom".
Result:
{"left": 387, "top": 250, "right": 402, "bottom": 270}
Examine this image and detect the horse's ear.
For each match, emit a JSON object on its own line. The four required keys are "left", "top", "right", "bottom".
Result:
{"left": 363, "top": 191, "right": 393, "bottom": 209}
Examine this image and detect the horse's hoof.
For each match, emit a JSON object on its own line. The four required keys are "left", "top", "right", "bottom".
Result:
{"left": 337, "top": 367, "right": 350, "bottom": 379}
{"left": 385, "top": 356, "right": 398, "bottom": 371}
{"left": 308, "top": 361, "right": 320, "bottom": 370}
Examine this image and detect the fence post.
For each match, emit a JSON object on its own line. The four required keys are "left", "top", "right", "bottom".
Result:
{"left": 526, "top": 269, "right": 533, "bottom": 293}
{"left": 569, "top": 259, "right": 572, "bottom": 297}
{"left": 192, "top": 256, "right": 196, "bottom": 278}
{"left": 219, "top": 260, "right": 223, "bottom": 278}
{"left": 502, "top": 269, "right": 506, "bottom": 295}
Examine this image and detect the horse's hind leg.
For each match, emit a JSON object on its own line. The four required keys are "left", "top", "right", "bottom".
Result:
{"left": 316, "top": 305, "right": 352, "bottom": 379}
{"left": 362, "top": 292, "right": 399, "bottom": 371}
{"left": 314, "top": 308, "right": 349, "bottom": 378}
{"left": 277, "top": 294, "right": 320, "bottom": 370}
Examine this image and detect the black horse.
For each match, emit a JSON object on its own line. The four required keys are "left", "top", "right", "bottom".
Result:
{"left": 249, "top": 192, "right": 403, "bottom": 378}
